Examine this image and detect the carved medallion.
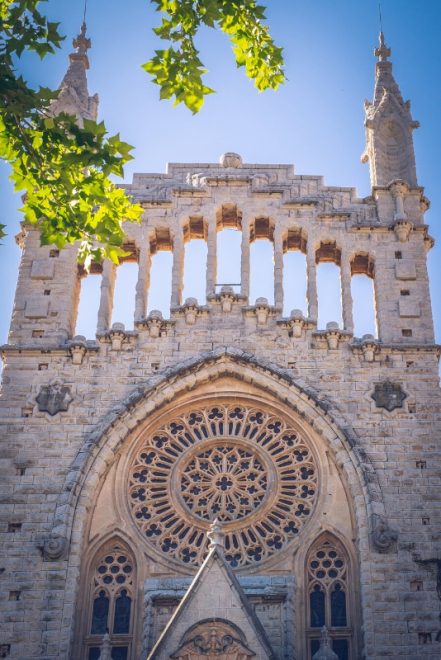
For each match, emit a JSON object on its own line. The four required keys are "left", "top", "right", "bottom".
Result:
{"left": 38, "top": 534, "right": 68, "bottom": 561}
{"left": 36, "top": 381, "right": 73, "bottom": 416}
{"left": 371, "top": 381, "right": 406, "bottom": 412}
{"left": 171, "top": 620, "right": 255, "bottom": 659}
{"left": 370, "top": 513, "right": 398, "bottom": 553}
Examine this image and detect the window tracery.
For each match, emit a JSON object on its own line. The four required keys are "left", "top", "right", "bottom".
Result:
{"left": 84, "top": 543, "right": 135, "bottom": 660}
{"left": 306, "top": 537, "right": 352, "bottom": 660}
{"left": 128, "top": 403, "right": 319, "bottom": 568}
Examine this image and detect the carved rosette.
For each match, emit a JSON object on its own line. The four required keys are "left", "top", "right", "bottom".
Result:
{"left": 127, "top": 404, "right": 319, "bottom": 568}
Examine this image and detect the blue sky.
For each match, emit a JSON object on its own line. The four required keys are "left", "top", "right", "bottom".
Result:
{"left": 1, "top": 0, "right": 440, "bottom": 349}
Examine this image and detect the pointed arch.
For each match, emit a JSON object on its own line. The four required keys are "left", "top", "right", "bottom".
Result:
{"left": 51, "top": 348, "right": 392, "bottom": 657}
{"left": 301, "top": 530, "right": 359, "bottom": 659}
{"left": 79, "top": 536, "right": 137, "bottom": 659}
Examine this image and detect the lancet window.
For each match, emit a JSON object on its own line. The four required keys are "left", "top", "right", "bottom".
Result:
{"left": 182, "top": 216, "right": 208, "bottom": 303}
{"left": 306, "top": 536, "right": 352, "bottom": 660}
{"left": 75, "top": 262, "right": 103, "bottom": 338}
{"left": 250, "top": 216, "right": 275, "bottom": 304}
{"left": 283, "top": 228, "right": 307, "bottom": 316}
{"left": 350, "top": 253, "right": 377, "bottom": 338}
{"left": 147, "top": 228, "right": 173, "bottom": 315}
{"left": 111, "top": 244, "right": 139, "bottom": 330}
{"left": 83, "top": 542, "right": 136, "bottom": 660}
{"left": 316, "top": 242, "right": 343, "bottom": 329}
{"left": 216, "top": 204, "right": 242, "bottom": 294}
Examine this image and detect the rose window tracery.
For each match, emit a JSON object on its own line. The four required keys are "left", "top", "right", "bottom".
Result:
{"left": 181, "top": 446, "right": 267, "bottom": 521}
{"left": 128, "top": 404, "right": 319, "bottom": 568}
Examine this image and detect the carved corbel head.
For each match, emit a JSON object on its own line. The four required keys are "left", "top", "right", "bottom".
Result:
{"left": 360, "top": 334, "right": 379, "bottom": 362}
{"left": 325, "top": 322, "right": 341, "bottom": 350}
{"left": 37, "top": 533, "right": 68, "bottom": 561}
{"left": 255, "top": 297, "right": 269, "bottom": 325}
{"left": 289, "top": 309, "right": 307, "bottom": 338}
{"left": 109, "top": 322, "right": 126, "bottom": 350}
{"left": 370, "top": 513, "right": 398, "bottom": 553}
{"left": 393, "top": 220, "right": 413, "bottom": 243}
{"left": 219, "top": 286, "right": 235, "bottom": 313}
{"left": 183, "top": 297, "right": 199, "bottom": 325}
{"left": 68, "top": 335, "right": 87, "bottom": 365}
{"left": 146, "top": 310, "right": 163, "bottom": 338}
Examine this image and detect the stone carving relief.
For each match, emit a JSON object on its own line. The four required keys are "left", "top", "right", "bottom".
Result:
{"left": 37, "top": 533, "right": 68, "bottom": 561}
{"left": 36, "top": 380, "right": 73, "bottom": 416}
{"left": 171, "top": 620, "right": 255, "bottom": 659}
{"left": 370, "top": 513, "right": 398, "bottom": 553}
{"left": 371, "top": 381, "right": 407, "bottom": 412}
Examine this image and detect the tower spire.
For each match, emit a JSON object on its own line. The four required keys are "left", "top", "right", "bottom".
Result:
{"left": 49, "top": 19, "right": 99, "bottom": 123}
{"left": 361, "top": 31, "right": 419, "bottom": 188}
{"left": 375, "top": 29, "right": 391, "bottom": 62}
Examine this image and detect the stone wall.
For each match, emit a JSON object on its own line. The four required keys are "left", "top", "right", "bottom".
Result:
{"left": 0, "top": 158, "right": 440, "bottom": 659}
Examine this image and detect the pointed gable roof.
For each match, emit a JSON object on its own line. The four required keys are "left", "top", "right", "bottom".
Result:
{"left": 147, "top": 544, "right": 277, "bottom": 659}
{"left": 362, "top": 32, "right": 419, "bottom": 188}
{"left": 365, "top": 31, "right": 418, "bottom": 129}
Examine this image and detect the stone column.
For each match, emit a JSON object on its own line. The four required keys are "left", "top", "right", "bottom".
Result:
{"left": 340, "top": 249, "right": 354, "bottom": 333}
{"left": 206, "top": 216, "right": 217, "bottom": 299}
{"left": 306, "top": 238, "right": 318, "bottom": 321}
{"left": 134, "top": 240, "right": 151, "bottom": 323}
{"left": 171, "top": 226, "right": 184, "bottom": 308}
{"left": 241, "top": 219, "right": 251, "bottom": 300}
{"left": 96, "top": 259, "right": 116, "bottom": 334}
{"left": 273, "top": 225, "right": 284, "bottom": 309}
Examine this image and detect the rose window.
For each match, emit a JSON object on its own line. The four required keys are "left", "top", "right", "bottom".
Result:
{"left": 181, "top": 446, "right": 267, "bottom": 521}
{"left": 128, "top": 404, "right": 318, "bottom": 568}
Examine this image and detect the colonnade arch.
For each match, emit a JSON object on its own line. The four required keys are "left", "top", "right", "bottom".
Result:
{"left": 73, "top": 206, "right": 379, "bottom": 341}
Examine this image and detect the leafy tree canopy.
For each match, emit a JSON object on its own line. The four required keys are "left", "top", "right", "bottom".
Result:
{"left": 0, "top": 0, "right": 285, "bottom": 264}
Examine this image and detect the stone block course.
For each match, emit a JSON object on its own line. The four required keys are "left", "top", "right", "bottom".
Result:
{"left": 1, "top": 61, "right": 440, "bottom": 658}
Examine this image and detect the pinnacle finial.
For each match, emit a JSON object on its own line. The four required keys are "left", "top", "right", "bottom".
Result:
{"left": 375, "top": 30, "right": 391, "bottom": 62}
{"left": 312, "top": 626, "right": 339, "bottom": 660}
{"left": 72, "top": 21, "right": 91, "bottom": 58}
{"left": 208, "top": 519, "right": 225, "bottom": 550}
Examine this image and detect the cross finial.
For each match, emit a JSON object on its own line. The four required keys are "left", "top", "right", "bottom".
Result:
{"left": 375, "top": 30, "right": 391, "bottom": 62}
{"left": 73, "top": 21, "right": 91, "bottom": 57}
{"left": 320, "top": 626, "right": 331, "bottom": 647}
{"left": 208, "top": 519, "right": 225, "bottom": 550}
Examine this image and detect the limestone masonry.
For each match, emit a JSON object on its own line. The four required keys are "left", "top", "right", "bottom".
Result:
{"left": 0, "top": 24, "right": 440, "bottom": 660}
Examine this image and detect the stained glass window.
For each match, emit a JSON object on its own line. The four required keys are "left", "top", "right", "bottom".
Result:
{"left": 331, "top": 584, "right": 347, "bottom": 627}
{"left": 310, "top": 586, "right": 325, "bottom": 627}
{"left": 332, "top": 639, "right": 349, "bottom": 660}
{"left": 85, "top": 543, "right": 135, "bottom": 659}
{"left": 113, "top": 590, "right": 131, "bottom": 635}
{"left": 91, "top": 591, "right": 109, "bottom": 634}
{"left": 307, "top": 537, "right": 352, "bottom": 658}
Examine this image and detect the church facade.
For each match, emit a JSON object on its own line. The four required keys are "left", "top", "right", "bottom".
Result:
{"left": 0, "top": 25, "right": 440, "bottom": 660}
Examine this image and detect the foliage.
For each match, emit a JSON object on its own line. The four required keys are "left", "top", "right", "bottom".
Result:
{"left": 0, "top": 0, "right": 142, "bottom": 264}
{"left": 0, "top": 0, "right": 285, "bottom": 258}
{"left": 145, "top": 0, "right": 286, "bottom": 113}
